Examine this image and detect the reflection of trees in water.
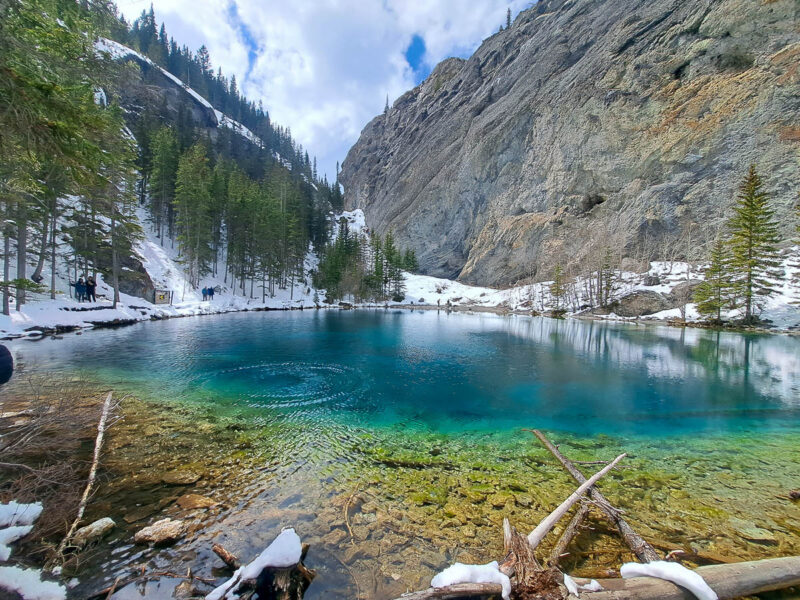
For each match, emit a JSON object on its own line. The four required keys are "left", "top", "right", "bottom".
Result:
{"left": 502, "top": 318, "right": 800, "bottom": 405}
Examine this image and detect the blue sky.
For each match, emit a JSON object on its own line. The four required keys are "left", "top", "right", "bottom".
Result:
{"left": 116, "top": 0, "right": 531, "bottom": 180}
{"left": 406, "top": 34, "right": 429, "bottom": 84}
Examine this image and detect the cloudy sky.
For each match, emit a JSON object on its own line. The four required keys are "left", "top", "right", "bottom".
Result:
{"left": 115, "top": 0, "right": 531, "bottom": 180}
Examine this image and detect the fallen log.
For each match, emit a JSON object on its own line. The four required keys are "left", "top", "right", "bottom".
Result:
{"left": 549, "top": 501, "right": 591, "bottom": 566}
{"left": 396, "top": 556, "right": 800, "bottom": 600}
{"left": 51, "top": 391, "right": 116, "bottom": 566}
{"left": 501, "top": 517, "right": 540, "bottom": 586}
{"left": 528, "top": 453, "right": 626, "bottom": 549}
{"left": 528, "top": 429, "right": 659, "bottom": 563}
{"left": 575, "top": 555, "right": 800, "bottom": 599}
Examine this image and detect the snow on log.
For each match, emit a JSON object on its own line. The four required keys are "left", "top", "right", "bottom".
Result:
{"left": 620, "top": 561, "right": 717, "bottom": 600}
{"left": 430, "top": 561, "right": 511, "bottom": 600}
{"left": 206, "top": 528, "right": 303, "bottom": 600}
{"left": 576, "top": 556, "right": 800, "bottom": 600}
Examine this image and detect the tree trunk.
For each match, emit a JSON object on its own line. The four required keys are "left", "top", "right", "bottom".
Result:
{"left": 50, "top": 208, "right": 57, "bottom": 300}
{"left": 15, "top": 201, "right": 27, "bottom": 310}
{"left": 90, "top": 204, "right": 98, "bottom": 281}
{"left": 30, "top": 215, "right": 49, "bottom": 284}
{"left": 111, "top": 213, "right": 120, "bottom": 309}
{"left": 3, "top": 223, "right": 10, "bottom": 316}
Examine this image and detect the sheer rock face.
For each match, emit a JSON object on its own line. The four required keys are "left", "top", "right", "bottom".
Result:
{"left": 340, "top": 0, "right": 800, "bottom": 286}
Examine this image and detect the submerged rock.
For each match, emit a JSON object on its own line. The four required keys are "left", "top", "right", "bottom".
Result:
{"left": 72, "top": 518, "right": 115, "bottom": 546}
{"left": 176, "top": 493, "right": 218, "bottom": 510}
{"left": 161, "top": 471, "right": 202, "bottom": 485}
{"left": 730, "top": 518, "right": 777, "bottom": 544}
{"left": 123, "top": 503, "right": 160, "bottom": 524}
{"left": 133, "top": 518, "right": 186, "bottom": 545}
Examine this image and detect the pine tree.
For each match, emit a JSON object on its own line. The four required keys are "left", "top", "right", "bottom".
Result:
{"left": 174, "top": 143, "right": 213, "bottom": 288}
{"left": 549, "top": 265, "right": 567, "bottom": 313}
{"left": 694, "top": 238, "right": 734, "bottom": 322}
{"left": 506, "top": 8, "right": 512, "bottom": 29}
{"left": 727, "top": 165, "right": 783, "bottom": 322}
{"left": 149, "top": 126, "right": 179, "bottom": 243}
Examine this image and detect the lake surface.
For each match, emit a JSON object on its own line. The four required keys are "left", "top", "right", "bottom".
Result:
{"left": 9, "top": 309, "right": 800, "bottom": 437}
{"left": 4, "top": 310, "right": 800, "bottom": 599}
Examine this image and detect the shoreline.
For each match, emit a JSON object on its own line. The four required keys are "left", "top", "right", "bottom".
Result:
{"left": 4, "top": 299, "right": 798, "bottom": 342}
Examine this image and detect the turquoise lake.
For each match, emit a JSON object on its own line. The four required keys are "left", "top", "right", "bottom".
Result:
{"left": 9, "top": 309, "right": 800, "bottom": 437}
{"left": 4, "top": 310, "right": 800, "bottom": 599}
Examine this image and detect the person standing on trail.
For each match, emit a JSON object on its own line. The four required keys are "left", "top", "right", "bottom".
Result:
{"left": 208, "top": 286, "right": 215, "bottom": 301}
{"left": 75, "top": 277, "right": 86, "bottom": 302}
{"left": 202, "top": 287, "right": 208, "bottom": 301}
{"left": 86, "top": 277, "right": 96, "bottom": 302}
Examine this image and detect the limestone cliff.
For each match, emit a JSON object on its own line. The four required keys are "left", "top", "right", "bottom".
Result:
{"left": 340, "top": 0, "right": 800, "bottom": 286}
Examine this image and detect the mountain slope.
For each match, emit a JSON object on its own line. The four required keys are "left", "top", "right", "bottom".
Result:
{"left": 341, "top": 0, "right": 800, "bottom": 286}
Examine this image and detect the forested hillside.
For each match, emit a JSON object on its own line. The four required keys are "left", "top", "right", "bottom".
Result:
{"left": 0, "top": 0, "right": 344, "bottom": 313}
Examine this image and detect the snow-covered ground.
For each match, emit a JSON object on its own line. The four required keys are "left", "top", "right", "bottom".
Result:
{"left": 0, "top": 205, "right": 319, "bottom": 338}
{"left": 3, "top": 205, "right": 799, "bottom": 338}
{"left": 0, "top": 501, "right": 66, "bottom": 600}
{"left": 97, "top": 38, "right": 264, "bottom": 148}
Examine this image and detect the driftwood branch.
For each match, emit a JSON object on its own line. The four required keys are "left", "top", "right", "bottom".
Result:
{"left": 52, "top": 391, "right": 115, "bottom": 564}
{"left": 213, "top": 543, "right": 241, "bottom": 569}
{"left": 393, "top": 582, "right": 503, "bottom": 599}
{"left": 528, "top": 453, "right": 625, "bottom": 549}
{"left": 576, "top": 556, "right": 800, "bottom": 599}
{"left": 549, "top": 501, "right": 591, "bottom": 566}
{"left": 528, "top": 429, "right": 660, "bottom": 562}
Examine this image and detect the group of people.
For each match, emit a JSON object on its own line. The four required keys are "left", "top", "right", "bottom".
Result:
{"left": 201, "top": 286, "right": 216, "bottom": 301}
{"left": 72, "top": 276, "right": 97, "bottom": 302}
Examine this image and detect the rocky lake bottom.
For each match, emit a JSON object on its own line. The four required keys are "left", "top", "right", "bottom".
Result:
{"left": 57, "top": 395, "right": 799, "bottom": 599}
{"left": 3, "top": 310, "right": 799, "bottom": 598}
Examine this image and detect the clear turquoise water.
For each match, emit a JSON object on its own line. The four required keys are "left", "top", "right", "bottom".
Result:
{"left": 6, "top": 310, "right": 800, "bottom": 599}
{"left": 8, "top": 309, "right": 800, "bottom": 438}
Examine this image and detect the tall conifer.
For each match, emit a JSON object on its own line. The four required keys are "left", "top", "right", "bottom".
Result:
{"left": 694, "top": 238, "right": 734, "bottom": 322}
{"left": 726, "top": 165, "right": 782, "bottom": 322}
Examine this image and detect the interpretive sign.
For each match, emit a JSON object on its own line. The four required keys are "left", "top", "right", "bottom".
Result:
{"left": 153, "top": 289, "right": 173, "bottom": 305}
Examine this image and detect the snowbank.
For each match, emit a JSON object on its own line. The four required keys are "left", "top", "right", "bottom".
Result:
{"left": 0, "top": 502, "right": 67, "bottom": 600}
{"left": 431, "top": 561, "right": 511, "bottom": 600}
{"left": 0, "top": 502, "right": 43, "bottom": 528}
{"left": 0, "top": 566, "right": 66, "bottom": 600}
{"left": 0, "top": 526, "right": 33, "bottom": 561}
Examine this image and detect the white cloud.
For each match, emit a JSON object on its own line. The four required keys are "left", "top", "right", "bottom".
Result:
{"left": 116, "top": 0, "right": 531, "bottom": 180}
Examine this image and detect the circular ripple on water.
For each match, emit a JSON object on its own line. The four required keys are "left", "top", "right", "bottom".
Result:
{"left": 198, "top": 362, "right": 369, "bottom": 409}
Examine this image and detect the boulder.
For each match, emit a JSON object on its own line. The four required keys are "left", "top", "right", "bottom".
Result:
{"left": 599, "top": 290, "right": 671, "bottom": 317}
{"left": 667, "top": 280, "right": 703, "bottom": 305}
{"left": 642, "top": 275, "right": 661, "bottom": 287}
{"left": 133, "top": 518, "right": 186, "bottom": 545}
{"left": 730, "top": 518, "right": 777, "bottom": 544}
{"left": 72, "top": 517, "right": 115, "bottom": 546}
